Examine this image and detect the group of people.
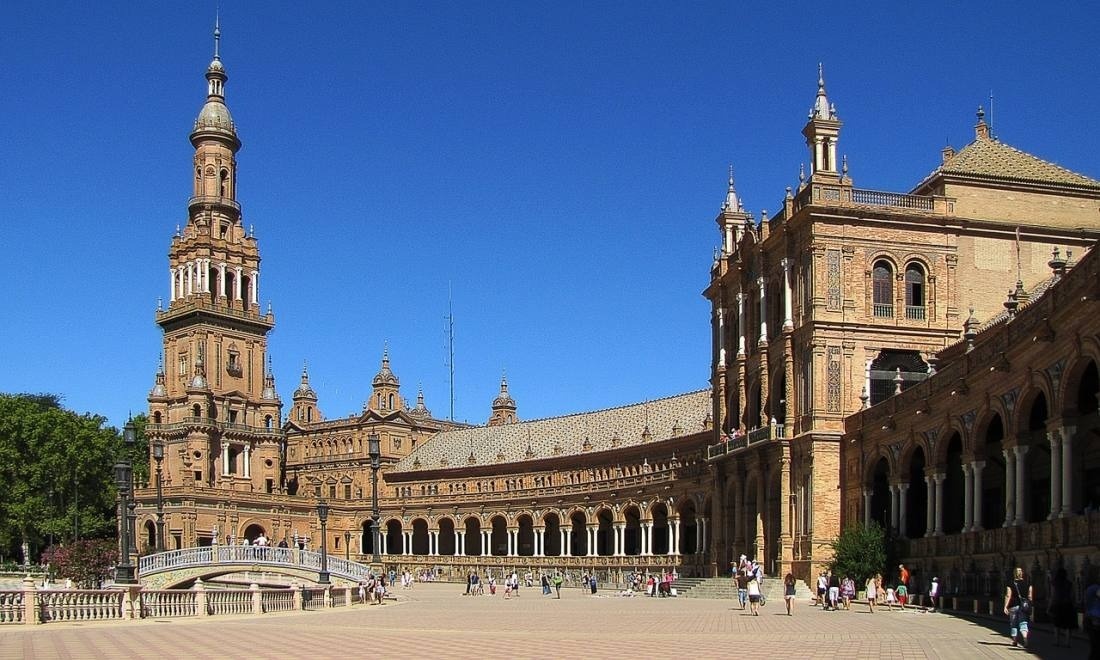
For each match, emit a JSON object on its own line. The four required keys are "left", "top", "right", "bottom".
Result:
{"left": 813, "top": 564, "right": 913, "bottom": 614}
{"left": 356, "top": 574, "right": 388, "bottom": 605}
{"left": 731, "top": 555, "right": 772, "bottom": 615}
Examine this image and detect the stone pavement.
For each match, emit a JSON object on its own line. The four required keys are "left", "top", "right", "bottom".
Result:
{"left": 0, "top": 584, "right": 1088, "bottom": 659}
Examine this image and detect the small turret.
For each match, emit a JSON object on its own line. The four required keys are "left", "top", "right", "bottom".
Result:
{"left": 488, "top": 374, "right": 518, "bottom": 426}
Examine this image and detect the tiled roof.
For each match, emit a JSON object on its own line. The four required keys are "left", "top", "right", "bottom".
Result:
{"left": 390, "top": 390, "right": 711, "bottom": 474}
{"left": 914, "top": 136, "right": 1100, "bottom": 193}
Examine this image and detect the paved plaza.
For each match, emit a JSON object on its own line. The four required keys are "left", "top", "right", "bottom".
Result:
{"left": 0, "top": 583, "right": 1088, "bottom": 659}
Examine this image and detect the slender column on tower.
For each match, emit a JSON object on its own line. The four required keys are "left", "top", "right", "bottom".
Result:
{"left": 1048, "top": 430, "right": 1062, "bottom": 520}
{"left": 186, "top": 262, "right": 194, "bottom": 296}
{"left": 218, "top": 263, "right": 227, "bottom": 298}
{"left": 933, "top": 473, "right": 945, "bottom": 535}
{"left": 234, "top": 266, "right": 243, "bottom": 300}
{"left": 898, "top": 482, "right": 909, "bottom": 538}
{"left": 758, "top": 277, "right": 768, "bottom": 343}
{"left": 736, "top": 293, "right": 746, "bottom": 356}
{"left": 221, "top": 444, "right": 229, "bottom": 476}
{"left": 828, "top": 140, "right": 838, "bottom": 174}
{"left": 971, "top": 461, "right": 985, "bottom": 530}
{"left": 962, "top": 463, "right": 973, "bottom": 532}
{"left": 781, "top": 258, "right": 794, "bottom": 329}
{"left": 1004, "top": 448, "right": 1017, "bottom": 526}
{"left": 169, "top": 268, "right": 177, "bottom": 302}
{"left": 1013, "top": 445, "right": 1029, "bottom": 526}
{"left": 242, "top": 444, "right": 251, "bottom": 479}
{"left": 1061, "top": 429, "right": 1074, "bottom": 517}
{"left": 717, "top": 307, "right": 727, "bottom": 368}
{"left": 250, "top": 269, "right": 259, "bottom": 306}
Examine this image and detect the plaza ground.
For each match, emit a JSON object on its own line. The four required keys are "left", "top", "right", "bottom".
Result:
{"left": 0, "top": 583, "right": 1088, "bottom": 659}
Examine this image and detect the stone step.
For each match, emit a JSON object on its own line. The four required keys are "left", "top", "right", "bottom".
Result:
{"left": 671, "top": 577, "right": 814, "bottom": 601}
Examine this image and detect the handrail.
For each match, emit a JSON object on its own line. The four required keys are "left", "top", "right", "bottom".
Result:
{"left": 705, "top": 424, "right": 785, "bottom": 460}
{"left": 138, "top": 546, "right": 376, "bottom": 583}
{"left": 146, "top": 418, "right": 282, "bottom": 438}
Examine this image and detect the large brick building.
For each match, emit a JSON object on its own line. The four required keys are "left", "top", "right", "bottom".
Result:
{"left": 135, "top": 36, "right": 1100, "bottom": 584}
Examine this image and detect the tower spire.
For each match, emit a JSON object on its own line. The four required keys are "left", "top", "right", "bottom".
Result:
{"left": 213, "top": 12, "right": 221, "bottom": 61}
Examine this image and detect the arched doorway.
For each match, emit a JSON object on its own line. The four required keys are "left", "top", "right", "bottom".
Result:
{"left": 980, "top": 414, "right": 1006, "bottom": 528}
{"left": 943, "top": 434, "right": 965, "bottom": 534}
{"left": 243, "top": 523, "right": 265, "bottom": 544}
{"left": 542, "top": 514, "right": 561, "bottom": 556}
{"left": 516, "top": 515, "right": 535, "bottom": 556}
{"left": 869, "top": 457, "right": 891, "bottom": 530}
{"left": 869, "top": 350, "right": 928, "bottom": 406}
{"left": 622, "top": 505, "right": 642, "bottom": 555}
{"left": 595, "top": 509, "right": 613, "bottom": 556}
{"left": 1073, "top": 361, "right": 1100, "bottom": 512}
{"left": 361, "top": 519, "right": 376, "bottom": 556}
{"left": 490, "top": 516, "right": 508, "bottom": 556}
{"left": 650, "top": 503, "right": 670, "bottom": 555}
{"left": 438, "top": 518, "right": 456, "bottom": 556}
{"left": 385, "top": 520, "right": 403, "bottom": 555}
{"left": 411, "top": 519, "right": 429, "bottom": 555}
{"left": 1025, "top": 392, "right": 1050, "bottom": 523}
{"left": 144, "top": 520, "right": 157, "bottom": 553}
{"left": 679, "top": 501, "right": 698, "bottom": 554}
{"left": 569, "top": 512, "right": 587, "bottom": 556}
{"left": 906, "top": 447, "right": 928, "bottom": 538}
{"left": 463, "top": 517, "right": 482, "bottom": 556}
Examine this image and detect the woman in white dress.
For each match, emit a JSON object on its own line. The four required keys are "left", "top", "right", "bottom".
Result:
{"left": 866, "top": 575, "right": 878, "bottom": 613}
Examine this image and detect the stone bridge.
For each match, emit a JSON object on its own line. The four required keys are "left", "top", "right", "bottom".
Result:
{"left": 138, "top": 547, "right": 376, "bottom": 589}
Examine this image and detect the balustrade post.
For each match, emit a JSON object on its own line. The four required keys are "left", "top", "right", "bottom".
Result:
{"left": 194, "top": 578, "right": 209, "bottom": 617}
{"left": 22, "top": 576, "right": 38, "bottom": 625}
{"left": 292, "top": 582, "right": 303, "bottom": 610}
{"left": 323, "top": 585, "right": 332, "bottom": 609}
{"left": 251, "top": 583, "right": 262, "bottom": 615}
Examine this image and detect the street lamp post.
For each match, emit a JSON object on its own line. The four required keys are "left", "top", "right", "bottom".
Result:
{"left": 152, "top": 440, "right": 165, "bottom": 552}
{"left": 344, "top": 530, "right": 351, "bottom": 561}
{"left": 113, "top": 420, "right": 137, "bottom": 584}
{"left": 317, "top": 499, "right": 330, "bottom": 584}
{"left": 368, "top": 433, "right": 381, "bottom": 565}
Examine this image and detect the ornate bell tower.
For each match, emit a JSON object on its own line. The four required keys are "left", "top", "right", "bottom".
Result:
{"left": 147, "top": 21, "right": 283, "bottom": 503}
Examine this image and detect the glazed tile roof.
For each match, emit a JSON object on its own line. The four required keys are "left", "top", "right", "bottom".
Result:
{"left": 390, "top": 389, "right": 711, "bottom": 474}
{"left": 914, "top": 136, "right": 1100, "bottom": 193}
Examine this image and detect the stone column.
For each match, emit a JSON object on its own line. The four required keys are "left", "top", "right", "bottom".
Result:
{"left": 242, "top": 444, "right": 251, "bottom": 479}
{"left": 933, "top": 473, "right": 945, "bottom": 536}
{"left": 717, "top": 307, "right": 726, "bottom": 369}
{"left": 1061, "top": 430, "right": 1074, "bottom": 517}
{"left": 218, "top": 263, "right": 227, "bottom": 298}
{"left": 962, "top": 463, "right": 973, "bottom": 532}
{"left": 755, "top": 476, "right": 765, "bottom": 560}
{"left": 924, "top": 475, "right": 935, "bottom": 537}
{"left": 169, "top": 268, "right": 177, "bottom": 302}
{"left": 457, "top": 530, "right": 464, "bottom": 556}
{"left": 1013, "top": 445, "right": 1029, "bottom": 526}
{"left": 564, "top": 528, "right": 572, "bottom": 557}
{"left": 646, "top": 523, "right": 654, "bottom": 556}
{"left": 898, "top": 483, "right": 909, "bottom": 538}
{"left": 672, "top": 519, "right": 681, "bottom": 556}
{"left": 971, "top": 461, "right": 985, "bottom": 531}
{"left": 889, "top": 484, "right": 900, "bottom": 532}
{"left": 781, "top": 258, "right": 794, "bottom": 329}
{"left": 234, "top": 266, "right": 243, "bottom": 301}
{"left": 758, "top": 277, "right": 768, "bottom": 343}
{"left": 1048, "top": 430, "right": 1062, "bottom": 520}
{"left": 221, "top": 444, "right": 230, "bottom": 476}
{"left": 736, "top": 293, "right": 746, "bottom": 356}
{"left": 1004, "top": 448, "right": 1016, "bottom": 527}
{"left": 250, "top": 269, "right": 259, "bottom": 306}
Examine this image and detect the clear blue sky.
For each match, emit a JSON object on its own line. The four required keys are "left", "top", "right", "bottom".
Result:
{"left": 2, "top": 2, "right": 1097, "bottom": 429}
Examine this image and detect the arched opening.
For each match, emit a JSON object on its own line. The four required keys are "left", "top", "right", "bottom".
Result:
{"left": 679, "top": 500, "right": 698, "bottom": 554}
{"left": 1074, "top": 361, "right": 1100, "bottom": 512}
{"left": 153, "top": 411, "right": 162, "bottom": 424}
{"left": 361, "top": 519, "right": 375, "bottom": 556}
{"left": 463, "top": 518, "right": 482, "bottom": 556}
{"left": 264, "top": 415, "right": 273, "bottom": 430}
{"left": 490, "top": 516, "right": 508, "bottom": 556}
{"left": 650, "top": 503, "right": 670, "bottom": 555}
{"left": 1076, "top": 361, "right": 1100, "bottom": 415}
{"left": 980, "top": 415, "right": 1006, "bottom": 528}
{"left": 514, "top": 515, "right": 534, "bottom": 556}
{"left": 906, "top": 447, "right": 928, "bottom": 538}
{"left": 438, "top": 518, "right": 456, "bottom": 556}
{"left": 872, "top": 260, "right": 894, "bottom": 317}
{"left": 219, "top": 169, "right": 230, "bottom": 197}
{"left": 904, "top": 262, "right": 926, "bottom": 318}
{"left": 727, "top": 391, "right": 741, "bottom": 433}
{"left": 701, "top": 497, "right": 713, "bottom": 559}
{"left": 411, "top": 519, "right": 429, "bottom": 555}
{"left": 144, "top": 520, "right": 157, "bottom": 553}
{"left": 242, "top": 523, "right": 265, "bottom": 544}
{"left": 385, "top": 520, "right": 403, "bottom": 555}
{"left": 747, "top": 381, "right": 762, "bottom": 429}
{"left": 595, "top": 509, "right": 613, "bottom": 556}
{"left": 743, "top": 478, "right": 759, "bottom": 560}
{"left": 569, "top": 512, "right": 587, "bottom": 556}
{"left": 542, "top": 514, "right": 561, "bottom": 557}
{"left": 192, "top": 404, "right": 201, "bottom": 418}
{"left": 943, "top": 434, "right": 965, "bottom": 534}
{"left": 869, "top": 350, "right": 928, "bottom": 406}
{"left": 1025, "top": 392, "right": 1050, "bottom": 523}
{"left": 622, "top": 505, "right": 642, "bottom": 555}
{"left": 869, "top": 457, "right": 891, "bottom": 530}
{"left": 772, "top": 376, "right": 787, "bottom": 425}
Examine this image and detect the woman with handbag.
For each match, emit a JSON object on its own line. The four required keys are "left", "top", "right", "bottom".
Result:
{"left": 1003, "top": 566, "right": 1033, "bottom": 648}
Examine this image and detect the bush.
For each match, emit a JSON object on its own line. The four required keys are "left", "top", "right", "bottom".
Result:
{"left": 42, "top": 539, "right": 118, "bottom": 588}
{"left": 828, "top": 521, "right": 887, "bottom": 585}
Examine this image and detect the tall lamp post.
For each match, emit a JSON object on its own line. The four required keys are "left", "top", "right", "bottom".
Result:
{"left": 113, "top": 420, "right": 137, "bottom": 584}
{"left": 368, "top": 433, "right": 382, "bottom": 565}
{"left": 317, "top": 499, "right": 330, "bottom": 584}
{"left": 344, "top": 530, "right": 351, "bottom": 561}
{"left": 152, "top": 440, "right": 166, "bottom": 552}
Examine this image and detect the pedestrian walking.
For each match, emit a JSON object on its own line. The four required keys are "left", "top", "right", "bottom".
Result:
{"left": 1003, "top": 566, "right": 1033, "bottom": 648}
{"left": 783, "top": 573, "right": 796, "bottom": 616}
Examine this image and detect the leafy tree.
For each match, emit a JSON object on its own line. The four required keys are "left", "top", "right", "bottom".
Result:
{"left": 0, "top": 394, "right": 132, "bottom": 562}
{"left": 42, "top": 539, "right": 117, "bottom": 588}
{"left": 828, "top": 521, "right": 887, "bottom": 585}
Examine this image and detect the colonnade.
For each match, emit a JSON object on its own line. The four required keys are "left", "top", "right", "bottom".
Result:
{"left": 169, "top": 260, "right": 259, "bottom": 307}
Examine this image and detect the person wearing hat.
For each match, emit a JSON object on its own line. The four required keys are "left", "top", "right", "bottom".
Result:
{"left": 928, "top": 576, "right": 941, "bottom": 612}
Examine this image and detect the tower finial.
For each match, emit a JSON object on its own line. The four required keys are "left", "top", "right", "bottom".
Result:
{"left": 818, "top": 62, "right": 825, "bottom": 89}
{"left": 213, "top": 11, "right": 221, "bottom": 61}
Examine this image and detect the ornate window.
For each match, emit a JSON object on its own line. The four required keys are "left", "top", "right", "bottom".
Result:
{"left": 872, "top": 260, "right": 893, "bottom": 317}
{"left": 905, "top": 263, "right": 926, "bottom": 320}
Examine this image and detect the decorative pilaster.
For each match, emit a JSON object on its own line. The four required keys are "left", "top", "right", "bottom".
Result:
{"left": 971, "top": 461, "right": 985, "bottom": 531}
{"left": 962, "top": 463, "right": 973, "bottom": 532}
{"left": 1061, "top": 429, "right": 1074, "bottom": 517}
{"left": 1013, "top": 445, "right": 1029, "bottom": 526}
{"left": 898, "top": 483, "right": 909, "bottom": 538}
{"left": 1004, "top": 448, "right": 1016, "bottom": 526}
{"left": 1048, "top": 430, "right": 1062, "bottom": 520}
{"left": 933, "top": 473, "right": 945, "bottom": 535}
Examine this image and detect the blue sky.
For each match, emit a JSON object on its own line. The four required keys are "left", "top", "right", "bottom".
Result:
{"left": 2, "top": 1, "right": 1097, "bottom": 428}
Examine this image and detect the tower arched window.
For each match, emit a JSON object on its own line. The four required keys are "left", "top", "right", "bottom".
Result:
{"left": 388, "top": 393, "right": 395, "bottom": 409}
{"left": 872, "top": 261, "right": 893, "bottom": 318}
{"left": 220, "top": 169, "right": 230, "bottom": 197}
{"left": 905, "top": 263, "right": 926, "bottom": 320}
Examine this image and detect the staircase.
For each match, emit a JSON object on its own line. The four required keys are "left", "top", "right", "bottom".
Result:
{"left": 670, "top": 576, "right": 813, "bottom": 602}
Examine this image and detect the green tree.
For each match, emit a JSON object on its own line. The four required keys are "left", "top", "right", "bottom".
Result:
{"left": 828, "top": 521, "right": 887, "bottom": 585}
{"left": 0, "top": 394, "right": 129, "bottom": 562}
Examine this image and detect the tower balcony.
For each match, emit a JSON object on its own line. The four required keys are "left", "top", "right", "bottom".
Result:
{"left": 188, "top": 195, "right": 241, "bottom": 216}
{"left": 157, "top": 298, "right": 274, "bottom": 332}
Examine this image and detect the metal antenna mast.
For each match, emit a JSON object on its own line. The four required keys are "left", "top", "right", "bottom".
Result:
{"left": 444, "top": 283, "right": 455, "bottom": 421}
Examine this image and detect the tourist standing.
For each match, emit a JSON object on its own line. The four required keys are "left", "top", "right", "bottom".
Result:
{"left": 841, "top": 575, "right": 855, "bottom": 610}
{"left": 827, "top": 571, "right": 840, "bottom": 611}
{"left": 553, "top": 572, "right": 563, "bottom": 599}
{"left": 865, "top": 575, "right": 877, "bottom": 613}
{"left": 1003, "top": 566, "right": 1033, "bottom": 648}
{"left": 737, "top": 570, "right": 749, "bottom": 610}
{"left": 590, "top": 574, "right": 598, "bottom": 595}
{"left": 816, "top": 571, "right": 828, "bottom": 607}
{"left": 1047, "top": 567, "right": 1078, "bottom": 648}
{"left": 783, "top": 573, "right": 796, "bottom": 616}
{"left": 927, "top": 576, "right": 940, "bottom": 612}
{"left": 747, "top": 573, "right": 762, "bottom": 616}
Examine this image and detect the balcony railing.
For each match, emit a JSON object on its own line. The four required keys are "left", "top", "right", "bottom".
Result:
{"left": 873, "top": 303, "right": 894, "bottom": 318}
{"left": 852, "top": 188, "right": 935, "bottom": 211}
{"left": 146, "top": 417, "right": 283, "bottom": 438}
{"left": 905, "top": 305, "right": 926, "bottom": 320}
{"left": 706, "top": 424, "right": 785, "bottom": 460}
